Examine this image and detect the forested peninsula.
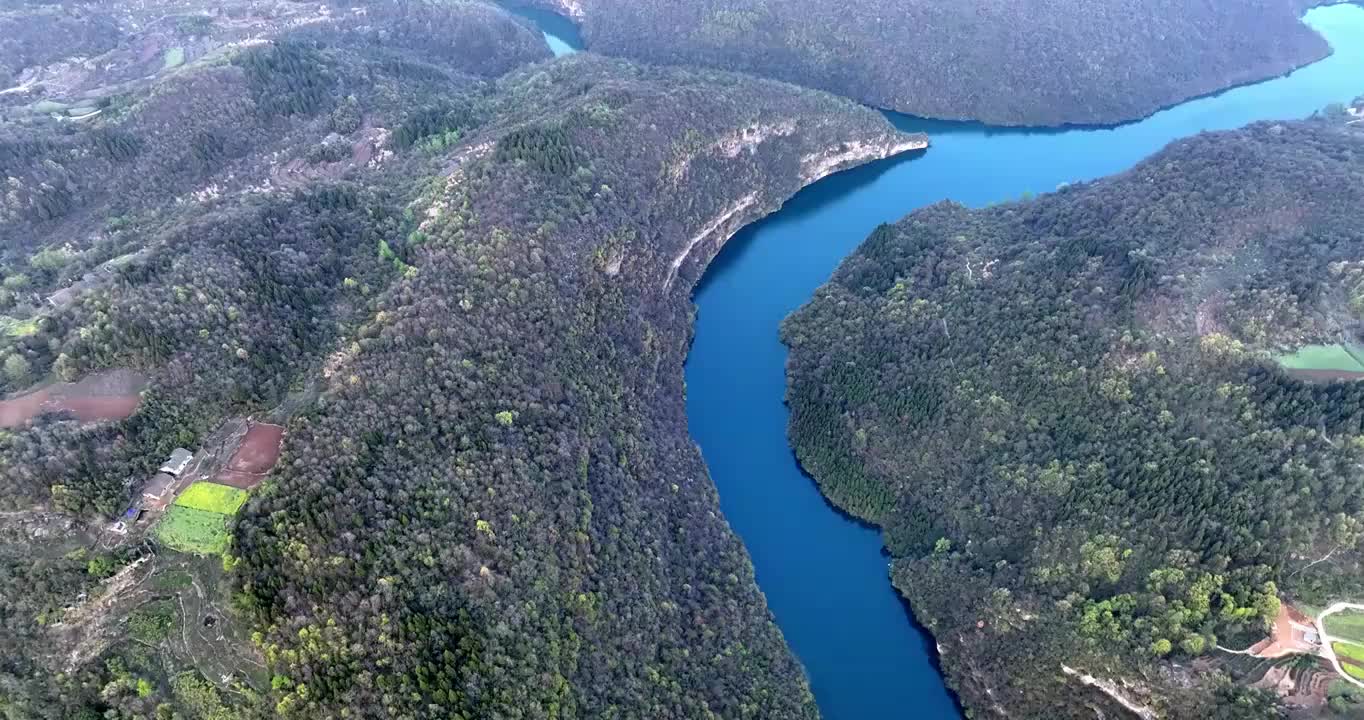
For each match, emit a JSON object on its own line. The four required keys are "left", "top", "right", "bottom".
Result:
{"left": 0, "top": 1, "right": 923, "bottom": 717}
{"left": 784, "top": 105, "right": 1364, "bottom": 718}
{"left": 515, "top": 0, "right": 1334, "bottom": 126}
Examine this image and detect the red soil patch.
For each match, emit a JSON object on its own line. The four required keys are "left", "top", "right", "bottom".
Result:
{"left": 229, "top": 424, "right": 284, "bottom": 473}
{"left": 56, "top": 395, "right": 143, "bottom": 422}
{"left": 214, "top": 471, "right": 262, "bottom": 490}
{"left": 1252, "top": 603, "right": 1319, "bottom": 658}
{"left": 1286, "top": 604, "right": 1315, "bottom": 626}
{"left": 0, "top": 370, "right": 146, "bottom": 428}
{"left": 214, "top": 423, "right": 283, "bottom": 489}
{"left": 1339, "top": 654, "right": 1364, "bottom": 670}
{"left": 0, "top": 390, "right": 51, "bottom": 428}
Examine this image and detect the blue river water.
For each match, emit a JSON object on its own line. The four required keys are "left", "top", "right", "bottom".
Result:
{"left": 502, "top": 3, "right": 584, "bottom": 57}
{"left": 522, "top": 6, "right": 1364, "bottom": 718}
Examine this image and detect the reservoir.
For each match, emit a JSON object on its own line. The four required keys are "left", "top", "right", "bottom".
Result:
{"left": 528, "top": 5, "right": 1364, "bottom": 718}
{"left": 503, "top": 3, "right": 584, "bottom": 57}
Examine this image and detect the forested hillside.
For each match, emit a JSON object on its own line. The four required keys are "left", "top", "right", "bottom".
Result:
{"left": 0, "top": 1, "right": 921, "bottom": 718}
{"left": 0, "top": 5, "right": 121, "bottom": 86}
{"left": 784, "top": 108, "right": 1364, "bottom": 717}
{"left": 222, "top": 53, "right": 921, "bottom": 719}
{"left": 518, "top": 0, "right": 1331, "bottom": 126}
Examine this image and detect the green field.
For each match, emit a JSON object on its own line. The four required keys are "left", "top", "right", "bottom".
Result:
{"left": 31, "top": 100, "right": 69, "bottom": 114}
{"left": 1334, "top": 642, "right": 1364, "bottom": 681}
{"left": 1327, "top": 611, "right": 1364, "bottom": 645}
{"left": 1277, "top": 344, "right": 1364, "bottom": 372}
{"left": 163, "top": 47, "right": 185, "bottom": 69}
{"left": 174, "top": 482, "right": 249, "bottom": 515}
{"left": 0, "top": 316, "right": 37, "bottom": 337}
{"left": 128, "top": 599, "right": 176, "bottom": 643}
{"left": 153, "top": 505, "right": 230, "bottom": 555}
{"left": 1298, "top": 603, "right": 1326, "bottom": 619}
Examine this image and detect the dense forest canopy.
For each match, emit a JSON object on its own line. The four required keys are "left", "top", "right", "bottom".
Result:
{"left": 0, "top": 1, "right": 920, "bottom": 718}
{"left": 784, "top": 108, "right": 1364, "bottom": 718}
{"left": 517, "top": 0, "right": 1331, "bottom": 126}
{"left": 11, "top": 1, "right": 1360, "bottom": 719}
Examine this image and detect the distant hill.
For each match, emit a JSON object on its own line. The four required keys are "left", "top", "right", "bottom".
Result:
{"left": 783, "top": 107, "right": 1364, "bottom": 717}
{"left": 520, "top": 0, "right": 1334, "bottom": 126}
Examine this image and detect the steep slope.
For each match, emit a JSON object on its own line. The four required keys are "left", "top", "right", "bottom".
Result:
{"left": 519, "top": 0, "right": 1333, "bottom": 126}
{"left": 783, "top": 106, "right": 1364, "bottom": 717}
{"left": 230, "top": 56, "right": 922, "bottom": 719}
{"left": 0, "top": 3, "right": 924, "bottom": 718}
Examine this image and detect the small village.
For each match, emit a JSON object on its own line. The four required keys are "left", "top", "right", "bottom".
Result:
{"left": 101, "top": 417, "right": 285, "bottom": 554}
{"left": 1221, "top": 601, "right": 1364, "bottom": 711}
{"left": 32, "top": 413, "right": 290, "bottom": 695}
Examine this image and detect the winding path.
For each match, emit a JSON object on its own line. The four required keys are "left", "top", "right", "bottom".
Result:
{"left": 1316, "top": 602, "right": 1364, "bottom": 689}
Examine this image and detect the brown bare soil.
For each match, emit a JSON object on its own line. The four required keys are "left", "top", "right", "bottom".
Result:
{"left": 214, "top": 423, "right": 283, "bottom": 489}
{"left": 0, "top": 369, "right": 146, "bottom": 427}
{"left": 1250, "top": 603, "right": 1319, "bottom": 658}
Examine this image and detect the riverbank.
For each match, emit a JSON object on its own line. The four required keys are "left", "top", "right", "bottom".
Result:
{"left": 691, "top": 5, "right": 1364, "bottom": 718}
{"left": 513, "top": 4, "right": 1364, "bottom": 717}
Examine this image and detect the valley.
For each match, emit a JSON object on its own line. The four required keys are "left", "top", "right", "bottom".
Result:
{"left": 2, "top": 2, "right": 1363, "bottom": 719}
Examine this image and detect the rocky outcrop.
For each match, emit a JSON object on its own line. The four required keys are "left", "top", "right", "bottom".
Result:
{"left": 663, "top": 132, "right": 928, "bottom": 293}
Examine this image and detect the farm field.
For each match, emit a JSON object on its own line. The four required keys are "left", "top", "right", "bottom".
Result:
{"left": 1277, "top": 344, "right": 1364, "bottom": 372}
{"left": 0, "top": 369, "right": 146, "bottom": 428}
{"left": 1334, "top": 642, "right": 1364, "bottom": 682}
{"left": 174, "top": 482, "right": 249, "bottom": 515}
{"left": 1326, "top": 610, "right": 1364, "bottom": 645}
{"left": 216, "top": 423, "right": 285, "bottom": 489}
{"left": 153, "top": 505, "right": 230, "bottom": 555}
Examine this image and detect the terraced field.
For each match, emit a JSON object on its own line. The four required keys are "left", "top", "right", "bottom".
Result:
{"left": 1334, "top": 642, "right": 1364, "bottom": 682}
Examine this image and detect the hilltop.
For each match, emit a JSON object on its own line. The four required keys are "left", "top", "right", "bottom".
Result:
{"left": 783, "top": 107, "right": 1364, "bottom": 717}
{"left": 520, "top": 0, "right": 1334, "bottom": 126}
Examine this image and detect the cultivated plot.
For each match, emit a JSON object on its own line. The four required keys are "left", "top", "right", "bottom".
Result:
{"left": 153, "top": 506, "right": 231, "bottom": 556}
{"left": 174, "top": 482, "right": 249, "bottom": 515}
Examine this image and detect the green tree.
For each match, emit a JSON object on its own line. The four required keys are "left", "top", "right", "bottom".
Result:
{"left": 3, "top": 352, "right": 31, "bottom": 384}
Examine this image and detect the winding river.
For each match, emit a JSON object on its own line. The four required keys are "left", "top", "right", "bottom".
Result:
{"left": 520, "top": 6, "right": 1364, "bottom": 718}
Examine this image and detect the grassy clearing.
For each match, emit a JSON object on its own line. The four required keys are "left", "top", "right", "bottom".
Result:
{"left": 174, "top": 482, "right": 248, "bottom": 515}
{"left": 1277, "top": 344, "right": 1364, "bottom": 372}
{"left": 152, "top": 569, "right": 193, "bottom": 591}
{"left": 154, "top": 506, "right": 230, "bottom": 555}
{"left": 164, "top": 47, "right": 185, "bottom": 69}
{"left": 1327, "top": 610, "right": 1364, "bottom": 645}
{"left": 0, "top": 316, "right": 38, "bottom": 337}
{"left": 31, "top": 100, "right": 69, "bottom": 114}
{"left": 128, "top": 599, "right": 177, "bottom": 644}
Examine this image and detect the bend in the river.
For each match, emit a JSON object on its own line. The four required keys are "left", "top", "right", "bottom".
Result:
{"left": 520, "top": 7, "right": 1364, "bottom": 718}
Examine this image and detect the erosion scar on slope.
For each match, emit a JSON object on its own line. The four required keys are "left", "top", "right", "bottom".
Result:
{"left": 662, "top": 193, "right": 759, "bottom": 291}
{"left": 1061, "top": 665, "right": 1157, "bottom": 720}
